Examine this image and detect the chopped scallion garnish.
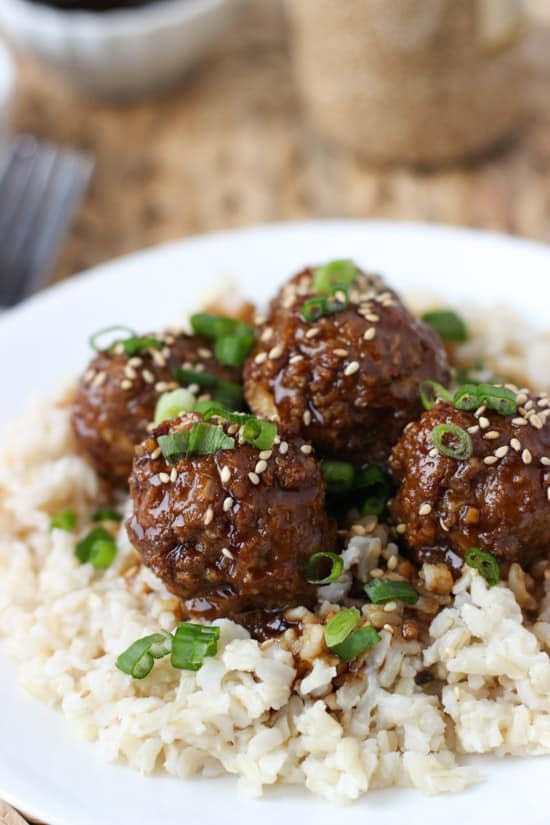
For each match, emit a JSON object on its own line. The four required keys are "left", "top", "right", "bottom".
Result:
{"left": 154, "top": 388, "right": 197, "bottom": 425}
{"left": 300, "top": 285, "right": 349, "bottom": 323}
{"left": 121, "top": 336, "right": 163, "bottom": 356}
{"left": 170, "top": 622, "right": 220, "bottom": 671}
{"left": 421, "top": 310, "right": 468, "bottom": 343}
{"left": 92, "top": 508, "right": 122, "bottom": 523}
{"left": 158, "top": 422, "right": 235, "bottom": 462}
{"left": 116, "top": 630, "right": 173, "bottom": 679}
{"left": 190, "top": 313, "right": 253, "bottom": 341}
{"left": 431, "top": 423, "right": 473, "bottom": 460}
{"left": 214, "top": 335, "right": 254, "bottom": 367}
{"left": 453, "top": 383, "right": 482, "bottom": 411}
{"left": 355, "top": 465, "right": 392, "bottom": 516}
{"left": 305, "top": 552, "right": 344, "bottom": 585}
{"left": 322, "top": 460, "right": 355, "bottom": 493}
{"left": 419, "top": 380, "right": 453, "bottom": 411}
{"left": 465, "top": 547, "right": 500, "bottom": 586}
{"left": 89, "top": 325, "right": 136, "bottom": 353}
{"left": 199, "top": 403, "right": 277, "bottom": 451}
{"left": 324, "top": 607, "right": 360, "bottom": 648}
{"left": 75, "top": 527, "right": 117, "bottom": 569}
{"left": 312, "top": 259, "right": 357, "bottom": 293}
{"left": 476, "top": 383, "right": 517, "bottom": 415}
{"left": 330, "top": 625, "right": 381, "bottom": 662}
{"left": 301, "top": 296, "right": 327, "bottom": 323}
{"left": 50, "top": 509, "right": 77, "bottom": 532}
{"left": 364, "top": 577, "right": 419, "bottom": 605}
{"left": 172, "top": 367, "right": 244, "bottom": 410}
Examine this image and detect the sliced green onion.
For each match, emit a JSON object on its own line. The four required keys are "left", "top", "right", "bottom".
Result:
{"left": 324, "top": 607, "right": 360, "bottom": 648}
{"left": 172, "top": 367, "right": 244, "bottom": 411}
{"left": 301, "top": 296, "right": 327, "bottom": 323}
{"left": 305, "top": 552, "right": 344, "bottom": 585}
{"left": 419, "top": 380, "right": 453, "bottom": 410}
{"left": 89, "top": 325, "right": 136, "bottom": 353}
{"left": 170, "top": 622, "right": 220, "bottom": 671}
{"left": 477, "top": 384, "right": 517, "bottom": 416}
{"left": 355, "top": 465, "right": 392, "bottom": 515}
{"left": 421, "top": 310, "right": 468, "bottom": 343}
{"left": 75, "top": 526, "right": 117, "bottom": 569}
{"left": 322, "top": 460, "right": 355, "bottom": 493}
{"left": 313, "top": 259, "right": 357, "bottom": 293}
{"left": 214, "top": 335, "right": 254, "bottom": 367}
{"left": 431, "top": 423, "right": 473, "bottom": 460}
{"left": 50, "top": 509, "right": 77, "bottom": 532}
{"left": 116, "top": 630, "right": 173, "bottom": 680}
{"left": 92, "top": 508, "right": 122, "bottom": 523}
{"left": 465, "top": 547, "right": 500, "bottom": 586}
{"left": 324, "top": 284, "right": 350, "bottom": 315}
{"left": 454, "top": 384, "right": 482, "bottom": 411}
{"left": 154, "top": 388, "right": 196, "bottom": 425}
{"left": 158, "top": 423, "right": 235, "bottom": 462}
{"left": 364, "top": 577, "right": 419, "bottom": 605}
{"left": 200, "top": 403, "right": 277, "bottom": 451}
{"left": 212, "top": 381, "right": 245, "bottom": 410}
{"left": 122, "top": 336, "right": 163, "bottom": 356}
{"left": 330, "top": 626, "right": 381, "bottom": 662}
{"left": 190, "top": 313, "right": 253, "bottom": 341}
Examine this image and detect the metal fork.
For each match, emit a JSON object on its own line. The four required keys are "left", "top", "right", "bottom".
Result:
{"left": 0, "top": 135, "right": 94, "bottom": 308}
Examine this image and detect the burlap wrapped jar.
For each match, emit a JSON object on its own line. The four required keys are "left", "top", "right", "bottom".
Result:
{"left": 287, "top": 0, "right": 528, "bottom": 165}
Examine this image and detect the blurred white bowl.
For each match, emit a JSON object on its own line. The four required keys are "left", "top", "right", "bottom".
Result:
{"left": 0, "top": 41, "right": 16, "bottom": 142}
{"left": 0, "top": 0, "right": 234, "bottom": 100}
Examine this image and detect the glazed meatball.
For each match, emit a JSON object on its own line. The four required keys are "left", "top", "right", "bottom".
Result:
{"left": 127, "top": 412, "right": 335, "bottom": 619}
{"left": 389, "top": 391, "right": 550, "bottom": 570}
{"left": 243, "top": 266, "right": 450, "bottom": 465}
{"left": 71, "top": 333, "right": 240, "bottom": 486}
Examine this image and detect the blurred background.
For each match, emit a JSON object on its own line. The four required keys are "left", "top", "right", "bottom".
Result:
{"left": 0, "top": 0, "right": 549, "bottom": 297}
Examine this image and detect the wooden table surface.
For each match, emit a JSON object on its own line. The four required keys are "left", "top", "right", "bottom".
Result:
{"left": 10, "top": 0, "right": 550, "bottom": 287}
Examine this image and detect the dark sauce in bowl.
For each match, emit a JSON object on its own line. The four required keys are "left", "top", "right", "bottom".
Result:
{"left": 27, "top": 0, "right": 166, "bottom": 11}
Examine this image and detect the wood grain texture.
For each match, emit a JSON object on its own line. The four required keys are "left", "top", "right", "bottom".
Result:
{"left": 10, "top": 0, "right": 550, "bottom": 286}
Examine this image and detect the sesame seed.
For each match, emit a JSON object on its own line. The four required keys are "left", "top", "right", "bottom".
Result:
{"left": 128, "top": 357, "right": 143, "bottom": 367}
{"left": 541, "top": 457, "right": 550, "bottom": 466}
{"left": 538, "top": 398, "right": 549, "bottom": 408}
{"left": 260, "top": 327, "right": 273, "bottom": 342}
{"left": 522, "top": 449, "right": 532, "bottom": 465}
{"left": 188, "top": 384, "right": 200, "bottom": 395}
{"left": 303, "top": 410, "right": 312, "bottom": 426}
{"left": 525, "top": 400, "right": 535, "bottom": 411}
{"left": 516, "top": 393, "right": 528, "bottom": 405}
{"left": 512, "top": 417, "right": 528, "bottom": 426}
{"left": 198, "top": 348, "right": 212, "bottom": 359}
{"left": 269, "top": 345, "right": 283, "bottom": 359}
{"left": 396, "top": 523, "right": 406, "bottom": 534}
{"left": 300, "top": 444, "right": 313, "bottom": 455}
{"left": 255, "top": 460, "right": 268, "bottom": 474}
{"left": 142, "top": 369, "right": 155, "bottom": 384}
{"left": 428, "top": 447, "right": 439, "bottom": 458}
{"left": 120, "top": 379, "right": 133, "bottom": 390}
{"left": 222, "top": 548, "right": 234, "bottom": 560}
{"left": 155, "top": 382, "right": 169, "bottom": 393}
{"left": 387, "top": 555, "right": 398, "bottom": 570}
{"left": 419, "top": 503, "right": 432, "bottom": 516}
{"left": 254, "top": 314, "right": 266, "bottom": 325}
{"left": 333, "top": 348, "right": 349, "bottom": 357}
{"left": 483, "top": 456, "right": 498, "bottom": 465}
{"left": 220, "top": 466, "right": 231, "bottom": 484}
{"left": 494, "top": 446, "right": 509, "bottom": 458}
{"left": 279, "top": 441, "right": 289, "bottom": 455}
{"left": 150, "top": 447, "right": 161, "bottom": 460}
{"left": 259, "top": 450, "right": 272, "bottom": 460}
{"left": 344, "top": 361, "right": 360, "bottom": 377}
{"left": 530, "top": 414, "right": 543, "bottom": 430}
{"left": 158, "top": 472, "right": 170, "bottom": 484}
{"left": 383, "top": 601, "right": 397, "bottom": 613}
{"left": 474, "top": 405, "right": 487, "bottom": 417}
{"left": 223, "top": 497, "right": 233, "bottom": 512}
{"left": 254, "top": 352, "right": 267, "bottom": 365}
{"left": 193, "top": 363, "right": 205, "bottom": 373}
{"left": 365, "top": 313, "right": 380, "bottom": 323}
{"left": 467, "top": 425, "right": 480, "bottom": 434}
{"left": 479, "top": 417, "right": 490, "bottom": 429}
{"left": 93, "top": 371, "right": 107, "bottom": 387}
{"left": 248, "top": 472, "right": 260, "bottom": 485}
{"left": 289, "top": 354, "right": 304, "bottom": 365}
{"left": 204, "top": 507, "right": 214, "bottom": 525}
{"left": 510, "top": 438, "right": 521, "bottom": 451}
{"left": 454, "top": 686, "right": 461, "bottom": 700}
{"left": 363, "top": 328, "right": 376, "bottom": 341}
{"left": 484, "top": 430, "right": 500, "bottom": 440}
{"left": 84, "top": 368, "right": 96, "bottom": 382}
{"left": 370, "top": 567, "right": 384, "bottom": 578}
{"left": 124, "top": 365, "right": 137, "bottom": 380}
{"left": 227, "top": 423, "right": 239, "bottom": 436}
{"left": 151, "top": 350, "right": 166, "bottom": 367}
{"left": 305, "top": 328, "right": 319, "bottom": 339}
{"left": 170, "top": 467, "right": 178, "bottom": 483}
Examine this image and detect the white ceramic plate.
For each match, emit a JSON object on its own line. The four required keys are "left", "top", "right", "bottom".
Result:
{"left": 1, "top": 220, "right": 549, "bottom": 825}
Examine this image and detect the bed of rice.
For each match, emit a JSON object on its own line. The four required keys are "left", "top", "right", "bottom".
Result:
{"left": 1, "top": 306, "right": 550, "bottom": 804}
